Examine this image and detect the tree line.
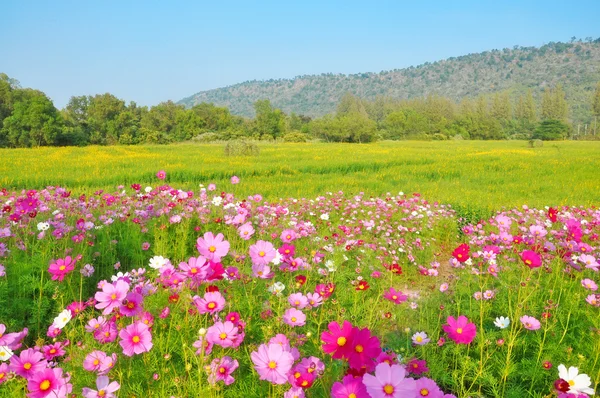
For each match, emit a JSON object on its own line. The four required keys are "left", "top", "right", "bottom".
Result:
{"left": 1, "top": 72, "right": 600, "bottom": 147}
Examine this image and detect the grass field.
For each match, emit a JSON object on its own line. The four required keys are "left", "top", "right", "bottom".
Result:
{"left": 1, "top": 140, "right": 598, "bottom": 217}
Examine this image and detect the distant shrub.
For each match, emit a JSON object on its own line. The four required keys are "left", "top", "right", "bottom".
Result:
{"left": 432, "top": 133, "right": 447, "bottom": 141}
{"left": 283, "top": 132, "right": 308, "bottom": 143}
{"left": 193, "top": 132, "right": 220, "bottom": 143}
{"left": 528, "top": 139, "right": 544, "bottom": 148}
{"left": 509, "top": 133, "right": 531, "bottom": 140}
{"left": 452, "top": 134, "right": 464, "bottom": 140}
{"left": 533, "top": 120, "right": 569, "bottom": 140}
{"left": 224, "top": 140, "right": 260, "bottom": 157}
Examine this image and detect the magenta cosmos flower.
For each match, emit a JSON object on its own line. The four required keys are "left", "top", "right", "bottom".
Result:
{"left": 196, "top": 232, "right": 230, "bottom": 262}
{"left": 27, "top": 367, "right": 72, "bottom": 398}
{"left": 95, "top": 280, "right": 129, "bottom": 315}
{"left": 442, "top": 315, "right": 476, "bottom": 344}
{"left": 331, "top": 374, "right": 369, "bottom": 398}
{"left": 363, "top": 363, "right": 417, "bottom": 398}
{"left": 321, "top": 320, "right": 356, "bottom": 359}
{"left": 156, "top": 170, "right": 166, "bottom": 180}
{"left": 118, "top": 321, "right": 153, "bottom": 357}
{"left": 348, "top": 327, "right": 382, "bottom": 371}
{"left": 249, "top": 240, "right": 277, "bottom": 266}
{"left": 520, "top": 315, "right": 541, "bottom": 330}
{"left": 48, "top": 256, "right": 76, "bottom": 281}
{"left": 251, "top": 343, "right": 294, "bottom": 385}
{"left": 383, "top": 287, "right": 408, "bottom": 304}
{"left": 208, "top": 356, "right": 239, "bottom": 386}
{"left": 9, "top": 348, "right": 47, "bottom": 379}
{"left": 283, "top": 308, "right": 306, "bottom": 327}
{"left": 520, "top": 250, "right": 542, "bottom": 269}
{"left": 193, "top": 291, "right": 226, "bottom": 315}
{"left": 82, "top": 376, "right": 120, "bottom": 398}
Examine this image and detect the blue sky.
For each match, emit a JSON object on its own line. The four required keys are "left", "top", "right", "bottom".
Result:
{"left": 2, "top": 0, "right": 599, "bottom": 109}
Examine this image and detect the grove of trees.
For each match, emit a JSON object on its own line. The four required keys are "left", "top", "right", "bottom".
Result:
{"left": 1, "top": 72, "right": 599, "bottom": 147}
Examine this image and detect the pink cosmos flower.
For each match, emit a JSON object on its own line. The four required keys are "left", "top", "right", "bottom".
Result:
{"left": 321, "top": 320, "right": 356, "bottom": 359}
{"left": 156, "top": 170, "right": 166, "bottom": 180}
{"left": 26, "top": 367, "right": 72, "bottom": 398}
{"left": 119, "top": 292, "right": 143, "bottom": 317}
{"left": 415, "top": 377, "right": 444, "bottom": 397}
{"left": 230, "top": 175, "right": 240, "bottom": 184}
{"left": 412, "top": 332, "right": 430, "bottom": 345}
{"left": 85, "top": 317, "right": 106, "bottom": 333}
{"left": 94, "top": 280, "right": 129, "bottom": 315}
{"left": 362, "top": 363, "right": 417, "bottom": 397}
{"left": 252, "top": 263, "right": 274, "bottom": 279}
{"left": 193, "top": 291, "right": 226, "bottom": 315}
{"left": 283, "top": 308, "right": 306, "bottom": 327}
{"left": 48, "top": 256, "right": 76, "bottom": 281}
{"left": 196, "top": 232, "right": 230, "bottom": 262}
{"left": 383, "top": 287, "right": 408, "bottom": 304}
{"left": 581, "top": 279, "right": 598, "bottom": 291}
{"left": 306, "top": 292, "right": 323, "bottom": 308}
{"left": 238, "top": 222, "right": 255, "bottom": 240}
{"left": 0, "top": 363, "right": 8, "bottom": 385}
{"left": 10, "top": 348, "right": 47, "bottom": 379}
{"left": 521, "top": 250, "right": 542, "bottom": 269}
{"left": 83, "top": 351, "right": 107, "bottom": 372}
{"left": 118, "top": 321, "right": 153, "bottom": 356}
{"left": 94, "top": 321, "right": 118, "bottom": 344}
{"left": 520, "top": 315, "right": 541, "bottom": 331}
{"left": 280, "top": 229, "right": 297, "bottom": 243}
{"left": 442, "top": 315, "right": 476, "bottom": 344}
{"left": 42, "top": 342, "right": 66, "bottom": 361}
{"left": 251, "top": 343, "right": 294, "bottom": 385}
{"left": 288, "top": 293, "right": 309, "bottom": 309}
{"left": 206, "top": 321, "right": 243, "bottom": 348}
{"left": 331, "top": 374, "right": 369, "bottom": 398}
{"left": 82, "top": 376, "right": 120, "bottom": 398}
{"left": 249, "top": 240, "right": 277, "bottom": 266}
{"left": 208, "top": 356, "right": 239, "bottom": 386}
{"left": 348, "top": 327, "right": 382, "bottom": 371}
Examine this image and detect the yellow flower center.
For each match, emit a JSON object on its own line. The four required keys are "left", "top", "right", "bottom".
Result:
{"left": 111, "top": 294, "right": 117, "bottom": 300}
{"left": 569, "top": 380, "right": 575, "bottom": 386}
{"left": 191, "top": 268, "right": 198, "bottom": 274}
{"left": 40, "top": 380, "right": 51, "bottom": 391}
{"left": 355, "top": 344, "right": 364, "bottom": 353}
{"left": 209, "top": 246, "right": 216, "bottom": 253}
{"left": 24, "top": 363, "right": 32, "bottom": 370}
{"left": 416, "top": 336, "right": 423, "bottom": 342}
{"left": 98, "top": 390, "right": 106, "bottom": 397}
{"left": 291, "top": 317, "right": 297, "bottom": 322}
{"left": 337, "top": 337, "right": 347, "bottom": 346}
{"left": 94, "top": 359, "right": 100, "bottom": 365}
{"left": 59, "top": 265, "right": 66, "bottom": 271}
{"left": 219, "top": 333, "right": 227, "bottom": 340}
{"left": 259, "top": 251, "right": 265, "bottom": 257}
{"left": 420, "top": 388, "right": 430, "bottom": 396}
{"left": 392, "top": 295, "right": 397, "bottom": 300}
{"left": 349, "top": 394, "right": 357, "bottom": 398}
{"left": 525, "top": 260, "right": 532, "bottom": 265}
{"left": 268, "top": 361, "right": 277, "bottom": 369}
{"left": 456, "top": 328, "right": 463, "bottom": 334}
{"left": 132, "top": 335, "right": 140, "bottom": 343}
{"left": 207, "top": 302, "right": 216, "bottom": 309}
{"left": 384, "top": 384, "right": 394, "bottom": 394}
{"left": 49, "top": 349, "right": 56, "bottom": 354}
{"left": 219, "top": 367, "right": 226, "bottom": 374}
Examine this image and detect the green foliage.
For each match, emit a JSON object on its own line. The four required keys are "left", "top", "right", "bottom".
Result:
{"left": 533, "top": 120, "right": 570, "bottom": 140}
{"left": 282, "top": 131, "right": 308, "bottom": 142}
{"left": 223, "top": 140, "right": 260, "bottom": 156}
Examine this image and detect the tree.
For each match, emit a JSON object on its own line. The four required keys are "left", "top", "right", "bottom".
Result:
{"left": 533, "top": 119, "right": 569, "bottom": 140}
{"left": 490, "top": 92, "right": 511, "bottom": 121}
{"left": 336, "top": 93, "right": 368, "bottom": 117}
{"left": 254, "top": 99, "right": 285, "bottom": 139}
{"left": 1, "top": 89, "right": 62, "bottom": 147}
{"left": 0, "top": 73, "right": 20, "bottom": 131}
{"left": 592, "top": 82, "right": 600, "bottom": 135}
{"left": 515, "top": 90, "right": 536, "bottom": 122}
{"left": 87, "top": 93, "right": 127, "bottom": 144}
{"left": 541, "top": 85, "right": 568, "bottom": 121}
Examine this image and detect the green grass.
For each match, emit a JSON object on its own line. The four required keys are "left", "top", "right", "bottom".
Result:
{"left": 1, "top": 141, "right": 599, "bottom": 217}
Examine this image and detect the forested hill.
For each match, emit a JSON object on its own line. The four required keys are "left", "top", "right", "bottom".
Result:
{"left": 179, "top": 40, "right": 600, "bottom": 119}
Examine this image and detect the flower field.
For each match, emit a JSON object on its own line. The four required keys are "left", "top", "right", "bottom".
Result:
{"left": 0, "top": 142, "right": 599, "bottom": 397}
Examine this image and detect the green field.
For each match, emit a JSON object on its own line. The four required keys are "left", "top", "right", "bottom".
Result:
{"left": 1, "top": 140, "right": 599, "bottom": 218}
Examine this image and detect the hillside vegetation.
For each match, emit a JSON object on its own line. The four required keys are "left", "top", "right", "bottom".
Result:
{"left": 180, "top": 40, "right": 600, "bottom": 124}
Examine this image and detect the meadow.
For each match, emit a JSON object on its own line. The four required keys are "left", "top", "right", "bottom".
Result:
{"left": 0, "top": 140, "right": 599, "bottom": 398}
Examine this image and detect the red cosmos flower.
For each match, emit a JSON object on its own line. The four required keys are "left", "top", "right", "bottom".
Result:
{"left": 295, "top": 275, "right": 307, "bottom": 286}
{"left": 389, "top": 263, "right": 402, "bottom": 274}
{"left": 356, "top": 280, "right": 370, "bottom": 291}
{"left": 547, "top": 207, "right": 558, "bottom": 222}
{"left": 452, "top": 244, "right": 470, "bottom": 263}
{"left": 315, "top": 283, "right": 335, "bottom": 299}
{"left": 513, "top": 236, "right": 523, "bottom": 244}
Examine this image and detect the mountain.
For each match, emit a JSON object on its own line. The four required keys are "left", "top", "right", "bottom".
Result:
{"left": 178, "top": 40, "right": 600, "bottom": 120}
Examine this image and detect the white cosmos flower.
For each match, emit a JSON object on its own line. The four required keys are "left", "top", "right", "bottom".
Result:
{"left": 212, "top": 196, "right": 223, "bottom": 206}
{"left": 558, "top": 364, "right": 595, "bottom": 395}
{"left": 320, "top": 213, "right": 329, "bottom": 221}
{"left": 494, "top": 316, "right": 510, "bottom": 329}
{"left": 268, "top": 282, "right": 285, "bottom": 296}
{"left": 53, "top": 309, "right": 72, "bottom": 329}
{"left": 0, "top": 346, "right": 13, "bottom": 361}
{"left": 145, "top": 186, "right": 152, "bottom": 193}
{"left": 149, "top": 255, "right": 168, "bottom": 269}
{"left": 37, "top": 222, "right": 50, "bottom": 231}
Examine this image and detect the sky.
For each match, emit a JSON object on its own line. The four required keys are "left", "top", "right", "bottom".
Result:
{"left": 2, "top": 0, "right": 600, "bottom": 109}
